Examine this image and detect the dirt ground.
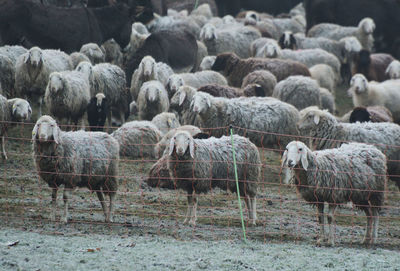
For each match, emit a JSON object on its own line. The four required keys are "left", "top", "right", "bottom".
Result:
{"left": 0, "top": 85, "right": 399, "bottom": 270}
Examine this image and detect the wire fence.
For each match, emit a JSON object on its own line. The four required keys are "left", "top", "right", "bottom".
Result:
{"left": 0, "top": 120, "right": 399, "bottom": 249}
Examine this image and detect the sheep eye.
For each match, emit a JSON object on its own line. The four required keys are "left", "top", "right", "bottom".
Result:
{"left": 299, "top": 148, "right": 303, "bottom": 151}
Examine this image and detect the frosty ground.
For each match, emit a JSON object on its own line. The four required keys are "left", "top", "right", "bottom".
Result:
{"left": 1, "top": 227, "right": 399, "bottom": 271}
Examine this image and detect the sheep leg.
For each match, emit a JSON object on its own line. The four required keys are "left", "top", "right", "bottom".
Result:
{"left": 1, "top": 136, "right": 7, "bottom": 160}
{"left": 244, "top": 196, "right": 256, "bottom": 226}
{"left": 108, "top": 192, "right": 116, "bottom": 223}
{"left": 50, "top": 187, "right": 58, "bottom": 222}
{"left": 106, "top": 109, "right": 112, "bottom": 133}
{"left": 371, "top": 208, "right": 379, "bottom": 245}
{"left": 38, "top": 98, "right": 42, "bottom": 117}
{"left": 62, "top": 188, "right": 70, "bottom": 224}
{"left": 96, "top": 191, "right": 108, "bottom": 222}
{"left": 183, "top": 194, "right": 193, "bottom": 225}
{"left": 362, "top": 207, "right": 373, "bottom": 245}
{"left": 251, "top": 196, "right": 257, "bottom": 225}
{"left": 327, "top": 204, "right": 337, "bottom": 246}
{"left": 189, "top": 194, "right": 198, "bottom": 226}
{"left": 316, "top": 203, "right": 325, "bottom": 246}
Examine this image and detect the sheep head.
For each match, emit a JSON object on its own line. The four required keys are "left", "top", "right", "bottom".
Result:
{"left": 222, "top": 15, "right": 235, "bottom": 24}
{"left": 359, "top": 17, "right": 375, "bottom": 35}
{"left": 142, "top": 81, "right": 163, "bottom": 103}
{"left": 244, "top": 11, "right": 259, "bottom": 25}
{"left": 139, "top": 56, "right": 156, "bottom": 78}
{"left": 8, "top": 98, "right": 32, "bottom": 121}
{"left": 212, "top": 53, "right": 240, "bottom": 73}
{"left": 386, "top": 60, "right": 400, "bottom": 79}
{"left": 167, "top": 74, "right": 184, "bottom": 95}
{"left": 298, "top": 106, "right": 335, "bottom": 134}
{"left": 281, "top": 141, "right": 310, "bottom": 184}
{"left": 340, "top": 37, "right": 362, "bottom": 63}
{"left": 191, "top": 92, "right": 211, "bottom": 114}
{"left": 168, "top": 131, "right": 194, "bottom": 158}
{"left": 75, "top": 61, "right": 93, "bottom": 79}
{"left": 47, "top": 72, "right": 65, "bottom": 93}
{"left": 261, "top": 41, "right": 280, "bottom": 58}
{"left": 349, "top": 74, "right": 368, "bottom": 95}
{"left": 25, "top": 47, "right": 43, "bottom": 68}
{"left": 200, "top": 23, "right": 217, "bottom": 41}
{"left": 80, "top": 43, "right": 105, "bottom": 63}
{"left": 279, "top": 31, "right": 296, "bottom": 50}
{"left": 95, "top": 93, "right": 106, "bottom": 107}
{"left": 32, "top": 115, "right": 61, "bottom": 144}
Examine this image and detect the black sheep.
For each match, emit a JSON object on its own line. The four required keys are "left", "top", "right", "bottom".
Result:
{"left": 87, "top": 94, "right": 109, "bottom": 131}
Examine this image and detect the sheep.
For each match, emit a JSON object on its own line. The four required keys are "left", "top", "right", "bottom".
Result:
{"left": 347, "top": 74, "right": 400, "bottom": 123}
{"left": 199, "top": 23, "right": 261, "bottom": 58}
{"left": 191, "top": 92, "right": 300, "bottom": 148}
{"left": 250, "top": 38, "right": 280, "bottom": 58}
{"left": 272, "top": 76, "right": 321, "bottom": 111}
{"left": 282, "top": 141, "right": 386, "bottom": 245}
{"left": 151, "top": 112, "right": 180, "bottom": 136}
{"left": 190, "top": 3, "right": 213, "bottom": 20}
{"left": 197, "top": 84, "right": 241, "bottom": 98}
{"left": 0, "top": 95, "right": 31, "bottom": 159}
{"left": 154, "top": 125, "right": 202, "bottom": 158}
{"left": 87, "top": 93, "right": 109, "bottom": 132}
{"left": 70, "top": 52, "right": 91, "bottom": 69}
{"left": 351, "top": 50, "right": 395, "bottom": 82}
{"left": 75, "top": 61, "right": 128, "bottom": 127}
{"left": 170, "top": 85, "right": 202, "bottom": 126}
{"left": 167, "top": 131, "right": 261, "bottom": 226}
{"left": 148, "top": 14, "right": 201, "bottom": 39}
{"left": 349, "top": 106, "right": 393, "bottom": 124}
{"left": 386, "top": 60, "right": 400, "bottom": 79}
{"left": 211, "top": 52, "right": 311, "bottom": 87}
{"left": 166, "top": 71, "right": 228, "bottom": 98}
{"left": 319, "top": 88, "right": 336, "bottom": 114}
{"left": 101, "top": 38, "right": 123, "bottom": 67}
{"left": 241, "top": 70, "right": 277, "bottom": 97}
{"left": 123, "top": 22, "right": 150, "bottom": 65}
{"left": 79, "top": 43, "right": 105, "bottom": 64}
{"left": 309, "top": 64, "right": 337, "bottom": 92}
{"left": 199, "top": 55, "right": 216, "bottom": 71}
{"left": 111, "top": 120, "right": 162, "bottom": 159}
{"left": 0, "top": 45, "right": 27, "bottom": 64}
{"left": 307, "top": 17, "right": 376, "bottom": 51}
{"left": 15, "top": 47, "right": 73, "bottom": 116}
{"left": 260, "top": 41, "right": 341, "bottom": 77}
{"left": 129, "top": 55, "right": 174, "bottom": 101}
{"left": 137, "top": 80, "right": 169, "bottom": 121}
{"left": 298, "top": 106, "right": 400, "bottom": 188}
{"left": 0, "top": 55, "right": 14, "bottom": 98}
{"left": 44, "top": 71, "right": 90, "bottom": 128}
{"left": 32, "top": 115, "right": 119, "bottom": 223}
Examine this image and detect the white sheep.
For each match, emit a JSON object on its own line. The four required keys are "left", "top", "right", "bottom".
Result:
{"left": 250, "top": 38, "right": 280, "bottom": 58}
{"left": 44, "top": 71, "right": 90, "bottom": 128}
{"left": 69, "top": 52, "right": 91, "bottom": 69}
{"left": 166, "top": 71, "right": 227, "bottom": 98}
{"left": 137, "top": 80, "right": 169, "bottom": 121}
{"left": 0, "top": 95, "right": 31, "bottom": 159}
{"left": 199, "top": 23, "right": 261, "bottom": 58}
{"left": 0, "top": 45, "right": 27, "bottom": 98}
{"left": 75, "top": 61, "right": 128, "bottom": 126}
{"left": 309, "top": 64, "right": 337, "bottom": 92}
{"left": 130, "top": 55, "right": 174, "bottom": 101}
{"left": 347, "top": 74, "right": 400, "bottom": 123}
{"left": 282, "top": 141, "right": 386, "bottom": 245}
{"left": 167, "top": 131, "right": 261, "bottom": 226}
{"left": 15, "top": 47, "right": 73, "bottom": 116}
{"left": 319, "top": 87, "right": 336, "bottom": 114}
{"left": 169, "top": 85, "right": 202, "bottom": 126}
{"left": 79, "top": 43, "right": 105, "bottom": 64}
{"left": 272, "top": 76, "right": 321, "bottom": 110}
{"left": 123, "top": 22, "right": 150, "bottom": 62}
{"left": 385, "top": 60, "right": 400, "bottom": 79}
{"left": 32, "top": 115, "right": 119, "bottom": 223}
{"left": 151, "top": 112, "right": 180, "bottom": 136}
{"left": 308, "top": 17, "right": 375, "bottom": 51}
{"left": 199, "top": 55, "right": 216, "bottom": 71}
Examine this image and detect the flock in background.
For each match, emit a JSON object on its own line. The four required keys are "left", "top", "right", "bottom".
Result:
{"left": 1, "top": 0, "right": 400, "bottom": 247}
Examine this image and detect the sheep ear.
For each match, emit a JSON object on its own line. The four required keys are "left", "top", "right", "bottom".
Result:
{"left": 189, "top": 137, "right": 195, "bottom": 159}
{"left": 313, "top": 114, "right": 320, "bottom": 125}
{"left": 11, "top": 102, "right": 17, "bottom": 116}
{"left": 300, "top": 151, "right": 308, "bottom": 170}
{"left": 53, "top": 126, "right": 61, "bottom": 145}
{"left": 206, "top": 97, "right": 211, "bottom": 108}
{"left": 385, "top": 65, "right": 391, "bottom": 75}
{"left": 199, "top": 28, "right": 205, "bottom": 40}
{"left": 179, "top": 91, "right": 186, "bottom": 106}
{"left": 281, "top": 150, "right": 287, "bottom": 168}
{"left": 168, "top": 137, "right": 176, "bottom": 156}
{"left": 189, "top": 100, "right": 194, "bottom": 111}
{"left": 281, "top": 150, "right": 292, "bottom": 184}
{"left": 32, "top": 123, "right": 39, "bottom": 141}
{"left": 24, "top": 54, "right": 30, "bottom": 64}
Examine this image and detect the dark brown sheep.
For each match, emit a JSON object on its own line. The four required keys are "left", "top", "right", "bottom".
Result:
{"left": 211, "top": 52, "right": 310, "bottom": 87}
{"left": 351, "top": 49, "right": 395, "bottom": 82}
{"left": 349, "top": 106, "right": 393, "bottom": 123}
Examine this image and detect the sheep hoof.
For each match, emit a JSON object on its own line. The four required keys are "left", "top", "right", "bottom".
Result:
{"left": 1, "top": 153, "right": 7, "bottom": 160}
{"left": 50, "top": 214, "right": 56, "bottom": 222}
{"left": 189, "top": 221, "right": 196, "bottom": 227}
{"left": 183, "top": 218, "right": 189, "bottom": 225}
{"left": 61, "top": 216, "right": 68, "bottom": 224}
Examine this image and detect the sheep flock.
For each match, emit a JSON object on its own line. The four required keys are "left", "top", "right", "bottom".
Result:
{"left": 1, "top": 0, "right": 400, "bottom": 250}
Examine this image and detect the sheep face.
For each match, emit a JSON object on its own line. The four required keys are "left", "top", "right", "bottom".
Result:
{"left": 282, "top": 141, "right": 309, "bottom": 170}
{"left": 47, "top": 73, "right": 64, "bottom": 93}
{"left": 200, "top": 24, "right": 217, "bottom": 41}
{"left": 144, "top": 84, "right": 160, "bottom": 103}
{"left": 298, "top": 107, "right": 325, "bottom": 132}
{"left": 25, "top": 47, "right": 43, "bottom": 68}
{"left": 211, "top": 53, "right": 239, "bottom": 72}
{"left": 10, "top": 98, "right": 32, "bottom": 121}
{"left": 279, "top": 32, "right": 296, "bottom": 50}
{"left": 139, "top": 56, "right": 156, "bottom": 78}
{"left": 244, "top": 11, "right": 259, "bottom": 25}
{"left": 81, "top": 43, "right": 105, "bottom": 62}
{"left": 75, "top": 61, "right": 93, "bottom": 78}
{"left": 191, "top": 93, "right": 211, "bottom": 114}
{"left": 32, "top": 116, "right": 60, "bottom": 144}
{"left": 95, "top": 93, "right": 106, "bottom": 107}
{"left": 349, "top": 74, "right": 368, "bottom": 95}
{"left": 359, "top": 18, "right": 375, "bottom": 35}
{"left": 386, "top": 60, "right": 400, "bottom": 79}
{"left": 168, "top": 131, "right": 194, "bottom": 158}
{"left": 261, "top": 43, "right": 279, "bottom": 58}
{"left": 222, "top": 15, "right": 235, "bottom": 24}
{"left": 199, "top": 56, "right": 216, "bottom": 71}
{"left": 167, "top": 75, "right": 184, "bottom": 94}
{"left": 131, "top": 22, "right": 149, "bottom": 35}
